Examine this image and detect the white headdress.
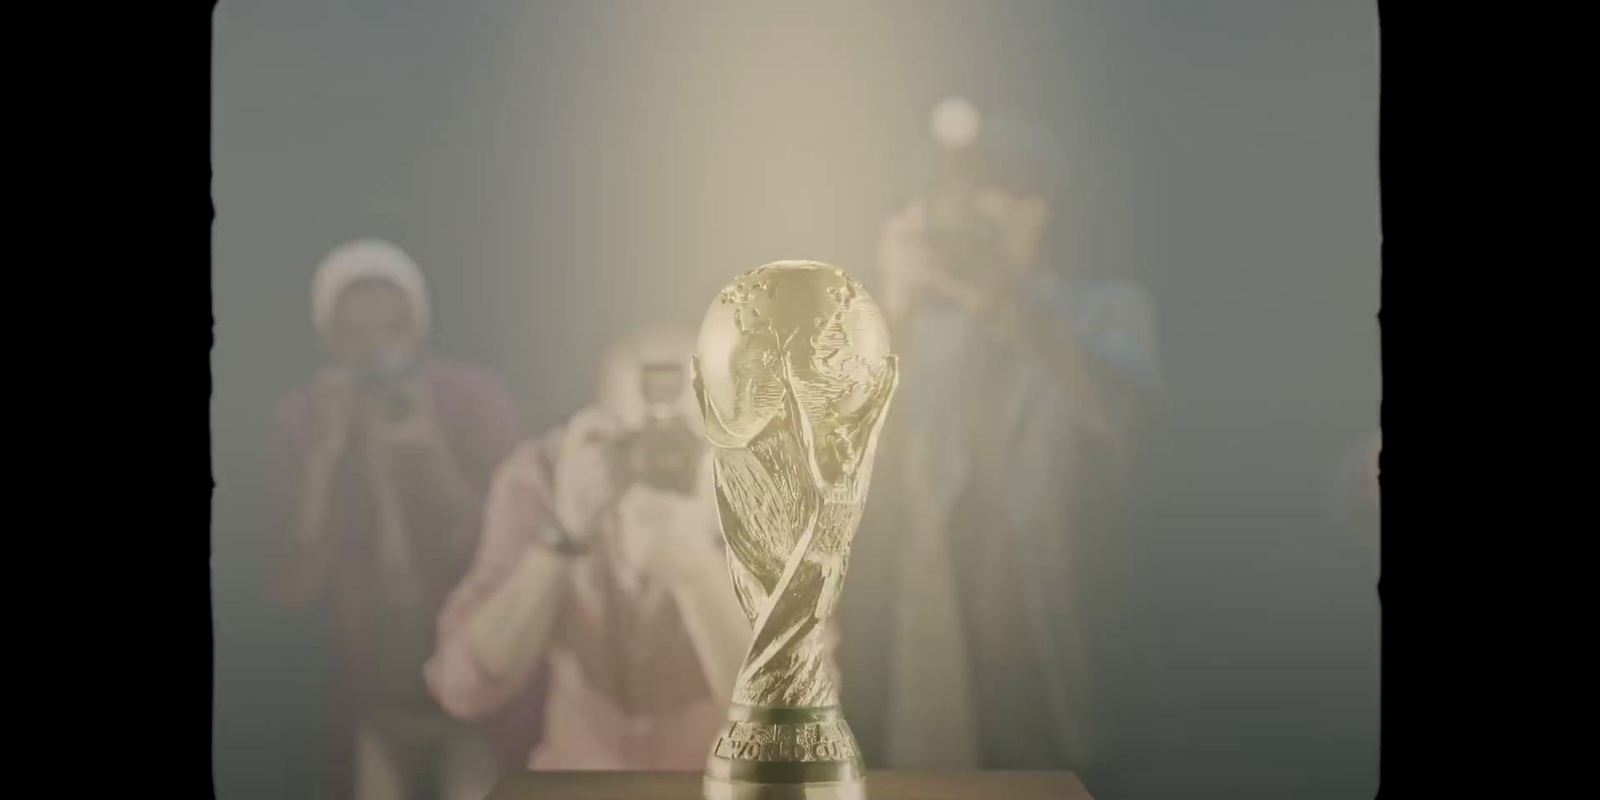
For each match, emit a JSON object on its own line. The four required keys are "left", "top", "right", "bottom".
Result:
{"left": 311, "top": 239, "right": 432, "bottom": 338}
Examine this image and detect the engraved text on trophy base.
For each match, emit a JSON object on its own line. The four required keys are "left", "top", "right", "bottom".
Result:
{"left": 712, "top": 720, "right": 860, "bottom": 763}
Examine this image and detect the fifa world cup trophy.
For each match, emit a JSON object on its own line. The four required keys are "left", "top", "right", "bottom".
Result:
{"left": 692, "top": 261, "right": 899, "bottom": 800}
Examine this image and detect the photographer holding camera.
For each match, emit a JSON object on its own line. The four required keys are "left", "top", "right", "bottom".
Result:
{"left": 275, "top": 239, "right": 526, "bottom": 800}
{"left": 426, "top": 327, "right": 772, "bottom": 771}
{"left": 875, "top": 100, "right": 1163, "bottom": 773}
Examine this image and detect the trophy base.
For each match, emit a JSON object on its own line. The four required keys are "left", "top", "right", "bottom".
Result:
{"left": 703, "top": 705, "right": 867, "bottom": 800}
{"left": 702, "top": 776, "right": 866, "bottom": 800}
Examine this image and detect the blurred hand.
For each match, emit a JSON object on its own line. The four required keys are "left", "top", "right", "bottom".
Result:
{"left": 877, "top": 200, "right": 994, "bottom": 320}
{"left": 309, "top": 367, "right": 360, "bottom": 459}
{"left": 360, "top": 378, "right": 446, "bottom": 455}
{"left": 552, "top": 407, "right": 625, "bottom": 544}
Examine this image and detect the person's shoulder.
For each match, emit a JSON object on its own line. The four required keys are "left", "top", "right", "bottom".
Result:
{"left": 526, "top": 425, "right": 568, "bottom": 469}
{"left": 493, "top": 427, "right": 565, "bottom": 488}
{"left": 1031, "top": 270, "right": 1150, "bottom": 308}
{"left": 1079, "top": 279, "right": 1159, "bottom": 336}
{"left": 1083, "top": 278, "right": 1154, "bottom": 310}
{"left": 422, "top": 356, "right": 517, "bottom": 402}
{"left": 423, "top": 355, "right": 507, "bottom": 385}
{"left": 499, "top": 438, "right": 548, "bottom": 474}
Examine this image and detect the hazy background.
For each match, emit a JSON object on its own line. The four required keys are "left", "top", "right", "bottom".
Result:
{"left": 211, "top": 1, "right": 1380, "bottom": 798}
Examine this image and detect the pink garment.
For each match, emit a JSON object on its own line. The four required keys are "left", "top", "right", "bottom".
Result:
{"left": 528, "top": 654, "right": 725, "bottom": 770}
{"left": 428, "top": 427, "right": 730, "bottom": 771}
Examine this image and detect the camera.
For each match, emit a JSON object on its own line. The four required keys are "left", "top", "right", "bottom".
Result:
{"left": 358, "top": 348, "right": 419, "bottom": 421}
{"left": 609, "top": 418, "right": 704, "bottom": 496}
{"left": 605, "top": 361, "right": 704, "bottom": 496}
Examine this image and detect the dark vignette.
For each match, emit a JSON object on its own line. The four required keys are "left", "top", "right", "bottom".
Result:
{"left": 73, "top": 2, "right": 220, "bottom": 798}
{"left": 1376, "top": 1, "right": 1536, "bottom": 797}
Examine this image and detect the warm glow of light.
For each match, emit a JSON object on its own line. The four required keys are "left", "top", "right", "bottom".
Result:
{"left": 930, "top": 96, "right": 981, "bottom": 150}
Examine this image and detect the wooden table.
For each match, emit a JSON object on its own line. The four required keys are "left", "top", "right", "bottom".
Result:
{"left": 486, "top": 771, "right": 1092, "bottom": 799}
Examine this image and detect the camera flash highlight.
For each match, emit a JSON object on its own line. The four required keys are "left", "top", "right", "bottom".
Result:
{"left": 930, "top": 96, "right": 982, "bottom": 150}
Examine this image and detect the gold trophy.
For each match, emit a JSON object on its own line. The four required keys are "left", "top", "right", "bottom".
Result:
{"left": 692, "top": 261, "right": 899, "bottom": 800}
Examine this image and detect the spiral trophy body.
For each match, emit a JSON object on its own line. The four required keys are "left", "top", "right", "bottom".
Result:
{"left": 692, "top": 262, "right": 899, "bottom": 800}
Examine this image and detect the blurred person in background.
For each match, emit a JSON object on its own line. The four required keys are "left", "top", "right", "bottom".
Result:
{"left": 275, "top": 239, "right": 530, "bottom": 800}
{"left": 874, "top": 100, "right": 1163, "bottom": 772}
{"left": 426, "top": 327, "right": 782, "bottom": 771}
